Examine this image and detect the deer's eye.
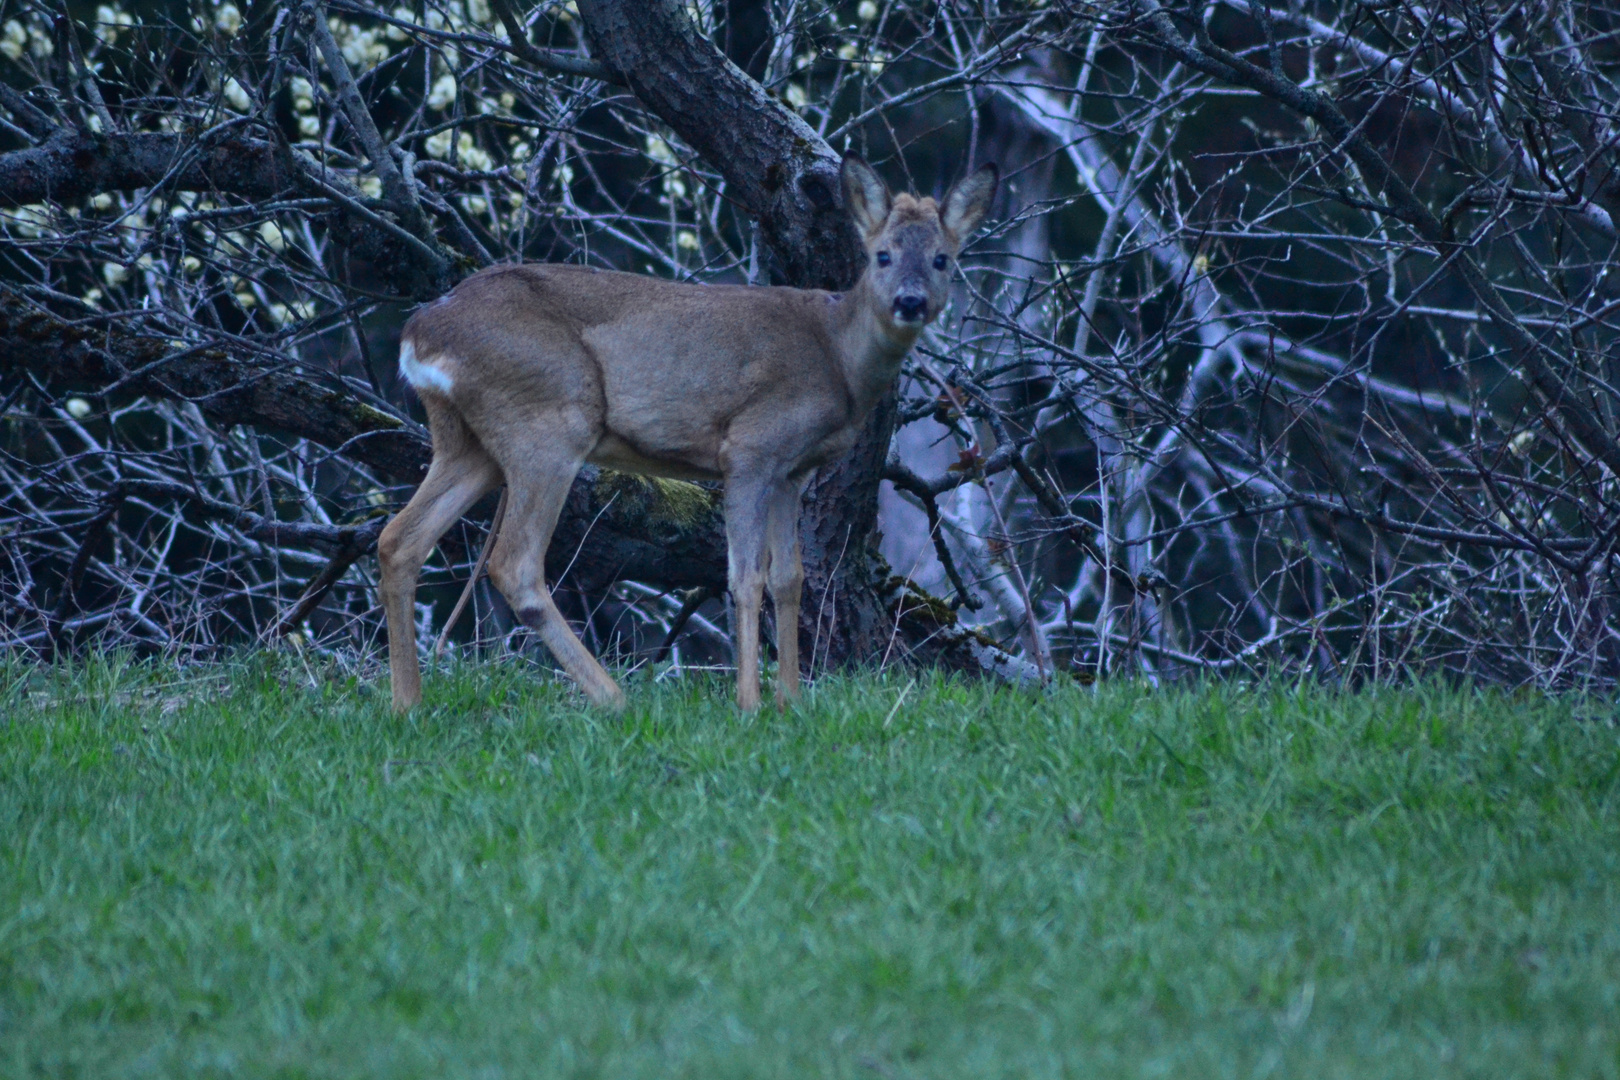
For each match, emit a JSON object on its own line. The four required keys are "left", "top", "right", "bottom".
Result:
{"left": 876, "top": 251, "right": 891, "bottom": 267}
{"left": 933, "top": 254, "right": 948, "bottom": 271}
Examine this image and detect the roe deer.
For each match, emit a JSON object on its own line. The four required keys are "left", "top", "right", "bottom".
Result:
{"left": 378, "top": 154, "right": 997, "bottom": 712}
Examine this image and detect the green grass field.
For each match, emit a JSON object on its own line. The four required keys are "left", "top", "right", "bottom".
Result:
{"left": 2, "top": 655, "right": 1617, "bottom": 1078}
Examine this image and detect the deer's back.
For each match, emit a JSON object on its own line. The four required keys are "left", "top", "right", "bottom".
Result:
{"left": 402, "top": 263, "right": 860, "bottom": 478}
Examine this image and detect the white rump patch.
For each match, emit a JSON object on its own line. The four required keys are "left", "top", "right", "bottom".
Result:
{"left": 398, "top": 339, "right": 455, "bottom": 394}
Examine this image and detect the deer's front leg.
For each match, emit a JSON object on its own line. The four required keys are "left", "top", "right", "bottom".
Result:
{"left": 724, "top": 477, "right": 772, "bottom": 711}
{"left": 765, "top": 482, "right": 805, "bottom": 708}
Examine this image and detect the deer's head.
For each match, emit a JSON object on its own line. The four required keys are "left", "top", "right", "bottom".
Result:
{"left": 841, "top": 154, "right": 998, "bottom": 333}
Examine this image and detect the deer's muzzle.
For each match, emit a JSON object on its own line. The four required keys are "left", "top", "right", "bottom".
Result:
{"left": 893, "top": 294, "right": 928, "bottom": 323}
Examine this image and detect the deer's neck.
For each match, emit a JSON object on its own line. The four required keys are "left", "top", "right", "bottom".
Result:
{"left": 829, "top": 276, "right": 920, "bottom": 417}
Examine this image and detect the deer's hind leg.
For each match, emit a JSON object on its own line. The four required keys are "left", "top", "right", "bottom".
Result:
{"left": 483, "top": 422, "right": 625, "bottom": 709}
{"left": 378, "top": 410, "right": 500, "bottom": 712}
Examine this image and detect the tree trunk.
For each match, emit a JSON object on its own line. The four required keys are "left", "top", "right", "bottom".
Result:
{"left": 578, "top": 0, "right": 906, "bottom": 672}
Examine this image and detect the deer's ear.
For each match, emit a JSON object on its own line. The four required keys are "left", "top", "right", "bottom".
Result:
{"left": 841, "top": 153, "right": 891, "bottom": 237}
{"left": 941, "top": 163, "right": 998, "bottom": 242}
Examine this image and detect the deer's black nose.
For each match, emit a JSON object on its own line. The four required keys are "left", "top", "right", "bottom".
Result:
{"left": 894, "top": 294, "right": 928, "bottom": 322}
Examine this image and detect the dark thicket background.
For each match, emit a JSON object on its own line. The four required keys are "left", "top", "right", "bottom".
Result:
{"left": 2, "top": 0, "right": 1618, "bottom": 688}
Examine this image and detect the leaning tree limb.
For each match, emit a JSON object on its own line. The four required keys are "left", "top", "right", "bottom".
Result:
{"left": 576, "top": 0, "right": 860, "bottom": 291}
{"left": 0, "top": 127, "right": 295, "bottom": 208}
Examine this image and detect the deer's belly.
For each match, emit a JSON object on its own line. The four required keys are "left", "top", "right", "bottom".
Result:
{"left": 587, "top": 432, "right": 722, "bottom": 482}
